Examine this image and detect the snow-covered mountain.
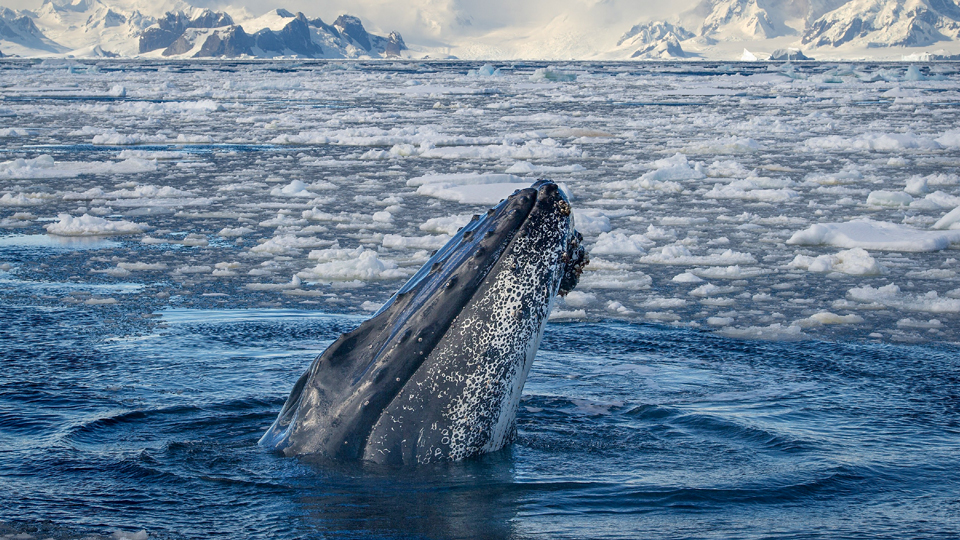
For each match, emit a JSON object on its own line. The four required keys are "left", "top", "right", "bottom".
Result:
{"left": 0, "top": 0, "right": 407, "bottom": 58}
{"left": 615, "top": 21, "right": 694, "bottom": 58}
{"left": 137, "top": 9, "right": 406, "bottom": 58}
{"left": 1, "top": 5, "right": 71, "bottom": 54}
{"left": 802, "top": 0, "right": 960, "bottom": 47}
{"left": 625, "top": 0, "right": 960, "bottom": 59}
{"left": 2, "top": 0, "right": 960, "bottom": 59}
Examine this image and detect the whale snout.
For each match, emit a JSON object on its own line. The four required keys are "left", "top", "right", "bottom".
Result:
{"left": 262, "top": 179, "right": 590, "bottom": 464}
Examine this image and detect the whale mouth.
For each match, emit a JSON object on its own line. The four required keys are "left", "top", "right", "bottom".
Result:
{"left": 260, "top": 179, "right": 586, "bottom": 461}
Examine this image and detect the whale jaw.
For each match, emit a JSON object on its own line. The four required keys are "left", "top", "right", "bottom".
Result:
{"left": 261, "top": 180, "right": 585, "bottom": 465}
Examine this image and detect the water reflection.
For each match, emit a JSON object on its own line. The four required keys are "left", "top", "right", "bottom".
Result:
{"left": 297, "top": 454, "right": 520, "bottom": 539}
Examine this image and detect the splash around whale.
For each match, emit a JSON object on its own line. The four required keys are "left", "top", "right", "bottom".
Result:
{"left": 260, "top": 180, "right": 588, "bottom": 466}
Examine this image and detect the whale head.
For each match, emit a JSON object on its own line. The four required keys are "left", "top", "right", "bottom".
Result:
{"left": 260, "top": 179, "right": 588, "bottom": 465}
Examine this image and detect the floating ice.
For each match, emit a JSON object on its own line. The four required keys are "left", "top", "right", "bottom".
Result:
{"left": 418, "top": 140, "right": 583, "bottom": 160}
{"left": 218, "top": 226, "right": 256, "bottom": 237}
{"left": 690, "top": 265, "right": 769, "bottom": 279}
{"left": 574, "top": 210, "right": 612, "bottom": 235}
{"left": 270, "top": 180, "right": 315, "bottom": 197}
{"left": 911, "top": 191, "right": 960, "bottom": 210}
{"left": 0, "top": 155, "right": 155, "bottom": 179}
{"left": 468, "top": 64, "right": 501, "bottom": 77}
{"left": 45, "top": 214, "right": 148, "bottom": 236}
{"left": 408, "top": 173, "right": 534, "bottom": 204}
{"left": 562, "top": 291, "right": 596, "bottom": 307}
{"left": 3, "top": 61, "right": 959, "bottom": 344}
{"left": 419, "top": 214, "right": 473, "bottom": 235}
{"left": 297, "top": 247, "right": 408, "bottom": 282}
{"left": 578, "top": 269, "right": 652, "bottom": 290}
{"left": 686, "top": 137, "right": 760, "bottom": 154}
{"left": 0, "top": 127, "right": 31, "bottom": 137}
{"left": 107, "top": 185, "right": 193, "bottom": 199}
{"left": 866, "top": 190, "right": 913, "bottom": 207}
{"left": 847, "top": 284, "right": 960, "bottom": 313}
{"left": 705, "top": 181, "right": 799, "bottom": 202}
{"left": 788, "top": 247, "right": 883, "bottom": 276}
{"left": 897, "top": 318, "right": 943, "bottom": 329}
{"left": 590, "top": 231, "right": 651, "bottom": 254}
{"left": 642, "top": 297, "right": 688, "bottom": 309}
{"left": 805, "top": 133, "right": 941, "bottom": 152}
{"left": 933, "top": 207, "right": 960, "bottom": 230}
{"left": 0, "top": 193, "right": 50, "bottom": 206}
{"left": 689, "top": 283, "right": 740, "bottom": 297}
{"left": 174, "top": 265, "right": 213, "bottom": 274}
{"left": 504, "top": 161, "right": 585, "bottom": 174}
{"left": 672, "top": 272, "right": 704, "bottom": 283}
{"left": 213, "top": 262, "right": 241, "bottom": 276}
{"left": 529, "top": 68, "right": 576, "bottom": 82}
{"left": 382, "top": 234, "right": 451, "bottom": 250}
{"left": 250, "top": 235, "right": 337, "bottom": 255}
{"left": 787, "top": 219, "right": 960, "bottom": 252}
{"left": 407, "top": 173, "right": 524, "bottom": 187}
{"left": 718, "top": 323, "right": 806, "bottom": 340}
{"left": 797, "top": 312, "right": 865, "bottom": 327}
{"left": 904, "top": 176, "right": 929, "bottom": 196}
{"left": 640, "top": 245, "right": 757, "bottom": 265}
{"left": 416, "top": 182, "right": 531, "bottom": 205}
{"left": 936, "top": 130, "right": 960, "bottom": 148}
{"left": 645, "top": 153, "right": 705, "bottom": 181}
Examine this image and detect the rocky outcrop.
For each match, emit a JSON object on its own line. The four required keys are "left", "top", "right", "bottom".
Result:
{"left": 196, "top": 26, "right": 251, "bottom": 57}
{"left": 139, "top": 9, "right": 233, "bottom": 53}
{"left": 384, "top": 31, "right": 406, "bottom": 57}
{"left": 143, "top": 9, "right": 404, "bottom": 58}
{"left": 254, "top": 12, "right": 322, "bottom": 56}
{"left": 332, "top": 14, "right": 406, "bottom": 56}
{"left": 162, "top": 26, "right": 252, "bottom": 57}
{"left": 333, "top": 14, "right": 371, "bottom": 50}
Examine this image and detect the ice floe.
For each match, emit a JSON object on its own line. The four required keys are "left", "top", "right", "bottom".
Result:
{"left": 45, "top": 214, "right": 148, "bottom": 236}
{"left": 3, "top": 61, "right": 960, "bottom": 344}
{"left": 787, "top": 247, "right": 883, "bottom": 276}
{"left": 297, "top": 247, "right": 409, "bottom": 282}
{"left": 0, "top": 155, "right": 156, "bottom": 179}
{"left": 787, "top": 220, "right": 960, "bottom": 252}
{"left": 846, "top": 284, "right": 960, "bottom": 313}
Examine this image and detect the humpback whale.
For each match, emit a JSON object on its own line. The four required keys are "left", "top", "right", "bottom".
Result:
{"left": 260, "top": 180, "right": 588, "bottom": 465}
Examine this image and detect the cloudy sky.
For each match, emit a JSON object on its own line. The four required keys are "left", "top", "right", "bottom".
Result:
{"left": 9, "top": 0, "right": 697, "bottom": 47}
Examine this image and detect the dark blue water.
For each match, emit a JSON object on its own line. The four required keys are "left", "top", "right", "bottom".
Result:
{"left": 2, "top": 303, "right": 959, "bottom": 539}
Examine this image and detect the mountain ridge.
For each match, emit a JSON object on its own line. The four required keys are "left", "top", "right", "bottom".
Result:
{"left": 2, "top": 0, "right": 960, "bottom": 59}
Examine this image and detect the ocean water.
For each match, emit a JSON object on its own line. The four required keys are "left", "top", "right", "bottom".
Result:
{"left": 2, "top": 59, "right": 960, "bottom": 538}
{"left": 2, "top": 305, "right": 959, "bottom": 539}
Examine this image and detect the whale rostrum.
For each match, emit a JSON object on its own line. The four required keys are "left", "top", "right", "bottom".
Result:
{"left": 260, "top": 180, "right": 588, "bottom": 465}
